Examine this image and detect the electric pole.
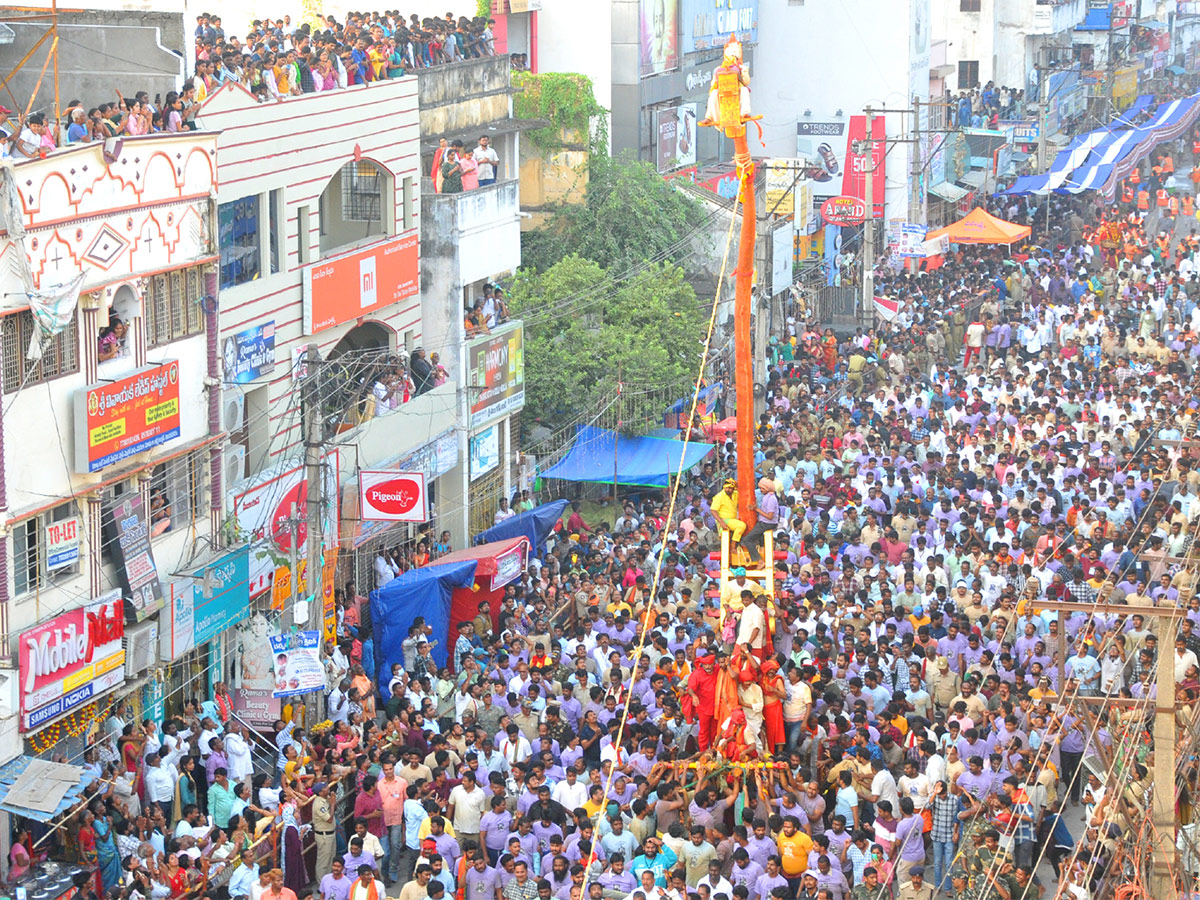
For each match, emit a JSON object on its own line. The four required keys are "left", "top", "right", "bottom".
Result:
{"left": 861, "top": 106, "right": 876, "bottom": 324}
{"left": 302, "top": 344, "right": 324, "bottom": 633}
{"left": 1038, "top": 66, "right": 1050, "bottom": 173}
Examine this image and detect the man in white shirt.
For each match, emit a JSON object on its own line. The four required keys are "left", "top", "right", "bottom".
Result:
{"left": 225, "top": 721, "right": 255, "bottom": 786}
{"left": 144, "top": 753, "right": 177, "bottom": 807}
{"left": 551, "top": 767, "right": 588, "bottom": 810}
{"left": 474, "top": 136, "right": 499, "bottom": 186}
{"left": 448, "top": 770, "right": 487, "bottom": 843}
{"left": 375, "top": 551, "right": 399, "bottom": 589}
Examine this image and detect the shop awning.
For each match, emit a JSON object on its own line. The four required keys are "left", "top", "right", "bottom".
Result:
{"left": 0, "top": 757, "right": 98, "bottom": 822}
{"left": 540, "top": 425, "right": 715, "bottom": 488}
{"left": 960, "top": 170, "right": 986, "bottom": 189}
{"left": 929, "top": 182, "right": 970, "bottom": 203}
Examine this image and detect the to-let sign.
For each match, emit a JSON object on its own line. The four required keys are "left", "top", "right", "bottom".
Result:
{"left": 74, "top": 361, "right": 181, "bottom": 473}
{"left": 46, "top": 516, "right": 81, "bottom": 570}
{"left": 821, "top": 195, "right": 868, "bottom": 226}
{"left": 359, "top": 470, "right": 428, "bottom": 522}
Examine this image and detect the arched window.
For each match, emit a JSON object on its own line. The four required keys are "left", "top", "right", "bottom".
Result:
{"left": 319, "top": 160, "right": 394, "bottom": 257}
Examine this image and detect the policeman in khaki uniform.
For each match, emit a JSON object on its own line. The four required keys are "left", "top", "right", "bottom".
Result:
{"left": 896, "top": 867, "right": 936, "bottom": 900}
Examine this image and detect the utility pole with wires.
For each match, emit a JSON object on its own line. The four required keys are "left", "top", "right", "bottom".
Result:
{"left": 301, "top": 344, "right": 325, "bottom": 633}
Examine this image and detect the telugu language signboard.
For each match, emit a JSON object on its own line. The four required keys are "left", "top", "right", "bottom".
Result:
{"left": 74, "top": 362, "right": 181, "bottom": 473}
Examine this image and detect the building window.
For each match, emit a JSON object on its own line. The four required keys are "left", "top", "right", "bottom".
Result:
{"left": 145, "top": 266, "right": 205, "bottom": 348}
{"left": 342, "top": 162, "right": 383, "bottom": 222}
{"left": 1, "top": 309, "right": 79, "bottom": 392}
{"left": 960, "top": 0, "right": 981, "bottom": 10}
{"left": 218, "top": 195, "right": 262, "bottom": 288}
{"left": 13, "top": 502, "right": 81, "bottom": 597}
{"left": 149, "top": 450, "right": 208, "bottom": 537}
{"left": 958, "top": 60, "right": 980, "bottom": 88}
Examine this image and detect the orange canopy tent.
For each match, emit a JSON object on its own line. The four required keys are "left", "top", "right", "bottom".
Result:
{"left": 926, "top": 207, "right": 1031, "bottom": 245}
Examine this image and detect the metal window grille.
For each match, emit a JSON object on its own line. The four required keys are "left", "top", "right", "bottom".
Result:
{"left": 341, "top": 162, "right": 382, "bottom": 222}
{"left": 1, "top": 310, "right": 79, "bottom": 392}
{"left": 146, "top": 266, "right": 206, "bottom": 348}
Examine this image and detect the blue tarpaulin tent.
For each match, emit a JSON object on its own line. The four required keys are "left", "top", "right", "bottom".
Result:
{"left": 370, "top": 560, "right": 477, "bottom": 681}
{"left": 473, "top": 498, "right": 569, "bottom": 550}
{"left": 540, "top": 425, "right": 714, "bottom": 488}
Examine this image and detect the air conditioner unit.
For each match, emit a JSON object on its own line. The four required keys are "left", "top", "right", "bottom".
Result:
{"left": 124, "top": 620, "right": 159, "bottom": 677}
{"left": 225, "top": 443, "right": 248, "bottom": 485}
{"left": 223, "top": 388, "right": 245, "bottom": 433}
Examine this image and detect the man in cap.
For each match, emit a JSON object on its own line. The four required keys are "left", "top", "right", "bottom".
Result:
{"left": 896, "top": 867, "right": 934, "bottom": 900}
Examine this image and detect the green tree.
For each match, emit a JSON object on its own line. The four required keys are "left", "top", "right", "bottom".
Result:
{"left": 508, "top": 255, "right": 704, "bottom": 426}
{"left": 520, "top": 152, "right": 707, "bottom": 275}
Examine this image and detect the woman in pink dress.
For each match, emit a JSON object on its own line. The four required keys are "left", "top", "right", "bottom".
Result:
{"left": 459, "top": 150, "right": 479, "bottom": 190}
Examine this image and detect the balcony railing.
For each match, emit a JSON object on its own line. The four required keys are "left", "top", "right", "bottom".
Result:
{"left": 421, "top": 178, "right": 522, "bottom": 284}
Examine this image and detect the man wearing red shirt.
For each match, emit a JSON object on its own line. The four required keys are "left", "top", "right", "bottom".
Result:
{"left": 688, "top": 650, "right": 720, "bottom": 750}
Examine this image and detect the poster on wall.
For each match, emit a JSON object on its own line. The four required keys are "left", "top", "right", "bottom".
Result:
{"left": 268, "top": 630, "right": 325, "bottom": 698}
{"left": 224, "top": 321, "right": 276, "bottom": 384}
{"left": 470, "top": 426, "right": 500, "bottom": 482}
{"left": 656, "top": 104, "right": 697, "bottom": 172}
{"left": 640, "top": 0, "right": 679, "bottom": 76}
{"left": 104, "top": 493, "right": 165, "bottom": 620}
{"left": 795, "top": 122, "right": 848, "bottom": 198}
{"left": 231, "top": 612, "right": 282, "bottom": 724}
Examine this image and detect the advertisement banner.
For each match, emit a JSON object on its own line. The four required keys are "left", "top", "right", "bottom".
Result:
{"left": 359, "top": 470, "right": 428, "bottom": 522}
{"left": 842, "top": 115, "right": 886, "bottom": 219}
{"left": 191, "top": 548, "right": 251, "bottom": 646}
{"left": 232, "top": 613, "right": 281, "bottom": 724}
{"left": 470, "top": 425, "right": 501, "bottom": 482}
{"left": 74, "top": 361, "right": 181, "bottom": 473}
{"left": 19, "top": 593, "right": 125, "bottom": 731}
{"left": 104, "top": 493, "right": 165, "bottom": 620}
{"left": 795, "top": 122, "right": 848, "bottom": 198}
{"left": 639, "top": 0, "right": 679, "bottom": 76}
{"left": 302, "top": 233, "right": 419, "bottom": 335}
{"left": 680, "top": 0, "right": 757, "bottom": 53}
{"left": 656, "top": 104, "right": 698, "bottom": 172}
{"left": 268, "top": 630, "right": 325, "bottom": 697}
{"left": 764, "top": 159, "right": 802, "bottom": 217}
{"left": 162, "top": 582, "right": 196, "bottom": 661}
{"left": 890, "top": 222, "right": 929, "bottom": 258}
{"left": 223, "top": 321, "right": 276, "bottom": 384}
{"left": 998, "top": 119, "right": 1039, "bottom": 143}
{"left": 468, "top": 322, "right": 525, "bottom": 425}
{"left": 492, "top": 542, "right": 528, "bottom": 590}
{"left": 321, "top": 548, "right": 339, "bottom": 643}
{"left": 46, "top": 516, "right": 81, "bottom": 570}
{"left": 229, "top": 450, "right": 340, "bottom": 597}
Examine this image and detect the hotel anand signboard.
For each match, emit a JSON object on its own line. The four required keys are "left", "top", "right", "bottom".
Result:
{"left": 73, "top": 361, "right": 181, "bottom": 473}
{"left": 19, "top": 592, "right": 126, "bottom": 731}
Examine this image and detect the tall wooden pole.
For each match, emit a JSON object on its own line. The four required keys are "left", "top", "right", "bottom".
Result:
{"left": 733, "top": 129, "right": 758, "bottom": 533}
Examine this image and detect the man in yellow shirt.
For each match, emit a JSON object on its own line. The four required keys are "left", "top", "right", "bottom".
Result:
{"left": 711, "top": 479, "right": 746, "bottom": 544}
{"left": 776, "top": 816, "right": 814, "bottom": 881}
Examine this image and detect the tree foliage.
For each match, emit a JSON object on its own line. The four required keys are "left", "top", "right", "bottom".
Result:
{"left": 507, "top": 256, "right": 704, "bottom": 426}
{"left": 513, "top": 71, "right": 607, "bottom": 154}
{"left": 520, "top": 152, "right": 707, "bottom": 276}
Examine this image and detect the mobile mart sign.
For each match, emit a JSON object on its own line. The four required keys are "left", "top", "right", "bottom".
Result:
{"left": 19, "top": 593, "right": 125, "bottom": 731}
{"left": 468, "top": 321, "right": 525, "bottom": 426}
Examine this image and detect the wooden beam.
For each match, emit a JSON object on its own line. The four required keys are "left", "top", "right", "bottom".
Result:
{"left": 1035, "top": 599, "right": 1183, "bottom": 616}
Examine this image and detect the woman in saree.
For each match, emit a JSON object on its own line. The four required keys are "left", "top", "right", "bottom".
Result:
{"left": 821, "top": 328, "right": 839, "bottom": 372}
{"left": 90, "top": 801, "right": 123, "bottom": 894}
{"left": 278, "top": 794, "right": 308, "bottom": 894}
{"left": 78, "top": 812, "right": 100, "bottom": 893}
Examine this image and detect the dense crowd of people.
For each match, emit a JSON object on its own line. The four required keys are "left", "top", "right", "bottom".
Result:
{"left": 12, "top": 87, "right": 1200, "bottom": 900}
{"left": 0, "top": 9, "right": 497, "bottom": 156}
